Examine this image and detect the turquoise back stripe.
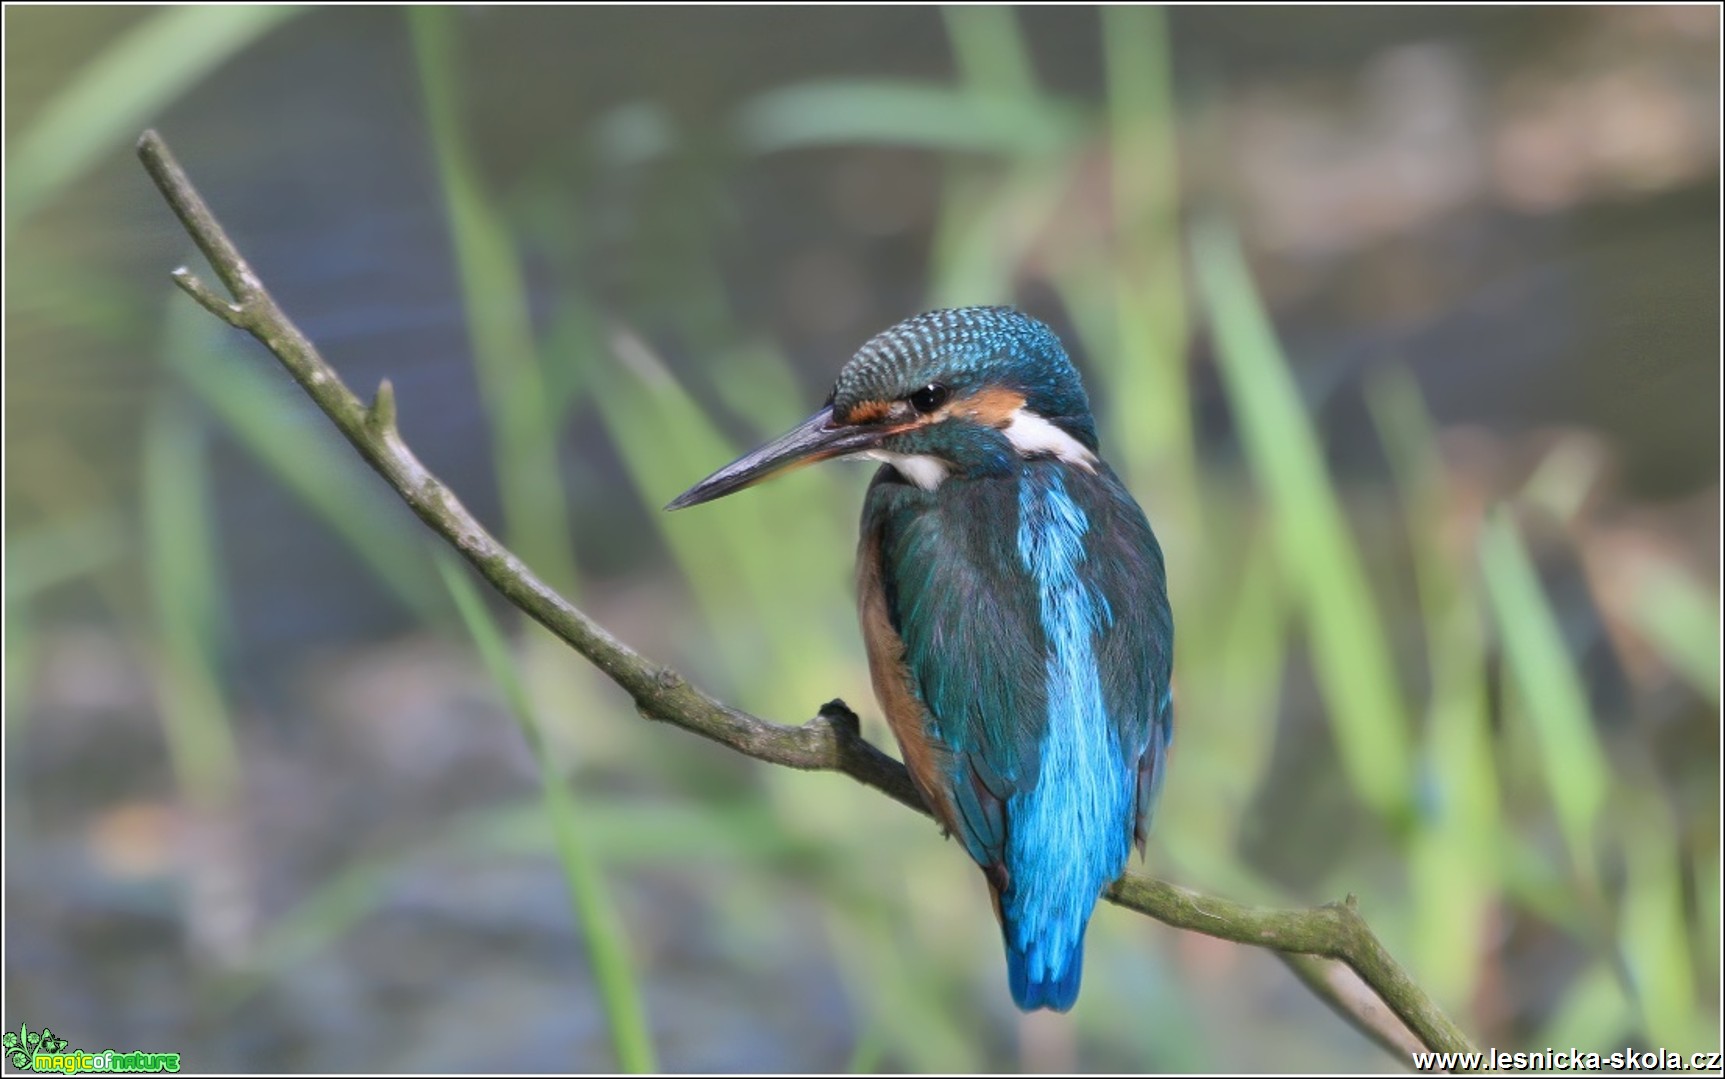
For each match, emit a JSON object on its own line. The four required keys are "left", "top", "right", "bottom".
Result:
{"left": 1003, "top": 469, "right": 1135, "bottom": 1004}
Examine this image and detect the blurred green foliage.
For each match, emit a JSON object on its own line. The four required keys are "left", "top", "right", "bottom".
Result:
{"left": 6, "top": 6, "right": 300, "bottom": 223}
{"left": 5, "top": 5, "right": 1718, "bottom": 1071}
{"left": 440, "top": 549, "right": 655, "bottom": 1072}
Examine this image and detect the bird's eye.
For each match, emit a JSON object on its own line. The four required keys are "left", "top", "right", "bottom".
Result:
{"left": 908, "top": 384, "right": 949, "bottom": 414}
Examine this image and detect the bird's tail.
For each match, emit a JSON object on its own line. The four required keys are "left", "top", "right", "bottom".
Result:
{"left": 992, "top": 763, "right": 1128, "bottom": 1013}
{"left": 1005, "top": 930, "right": 1087, "bottom": 1012}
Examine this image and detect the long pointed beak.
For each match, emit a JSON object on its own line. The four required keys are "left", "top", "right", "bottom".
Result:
{"left": 666, "top": 405, "right": 884, "bottom": 510}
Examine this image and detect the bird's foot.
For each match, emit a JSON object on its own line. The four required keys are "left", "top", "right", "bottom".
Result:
{"left": 813, "top": 698, "right": 862, "bottom": 740}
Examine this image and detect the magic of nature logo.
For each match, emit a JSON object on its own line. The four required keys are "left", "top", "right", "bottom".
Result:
{"left": 4, "top": 1023, "right": 180, "bottom": 1074}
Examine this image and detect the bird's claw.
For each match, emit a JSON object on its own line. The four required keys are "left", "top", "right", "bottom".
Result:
{"left": 815, "top": 698, "right": 862, "bottom": 739}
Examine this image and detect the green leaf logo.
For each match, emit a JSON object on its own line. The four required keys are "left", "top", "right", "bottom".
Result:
{"left": 5, "top": 1023, "right": 70, "bottom": 1063}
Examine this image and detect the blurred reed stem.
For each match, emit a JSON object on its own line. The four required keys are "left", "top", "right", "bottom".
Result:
{"left": 1193, "top": 216, "right": 1416, "bottom": 827}
{"left": 439, "top": 552, "right": 657, "bottom": 1074}
{"left": 141, "top": 394, "right": 240, "bottom": 811}
{"left": 1100, "top": 6, "right": 1195, "bottom": 514}
{"left": 409, "top": 7, "right": 581, "bottom": 597}
{"left": 1367, "top": 366, "right": 1500, "bottom": 1008}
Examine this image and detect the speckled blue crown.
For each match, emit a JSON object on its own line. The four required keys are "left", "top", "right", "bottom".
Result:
{"left": 831, "top": 307, "right": 1098, "bottom": 448}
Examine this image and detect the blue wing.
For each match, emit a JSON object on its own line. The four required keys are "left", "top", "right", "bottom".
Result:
{"left": 858, "top": 467, "right": 1046, "bottom": 881}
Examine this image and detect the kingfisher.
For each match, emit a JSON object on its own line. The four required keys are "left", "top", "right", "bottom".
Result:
{"left": 667, "top": 306, "right": 1173, "bottom": 1012}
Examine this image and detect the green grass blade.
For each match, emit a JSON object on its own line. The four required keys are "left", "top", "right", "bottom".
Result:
{"left": 926, "top": 9, "right": 1070, "bottom": 307}
{"left": 4, "top": 509, "right": 128, "bottom": 601}
{"left": 1159, "top": 521, "right": 1288, "bottom": 885}
{"left": 5, "top": 507, "right": 126, "bottom": 799}
{"left": 1628, "top": 563, "right": 1720, "bottom": 705}
{"left": 1100, "top": 6, "right": 1193, "bottom": 503}
{"left": 8, "top": 6, "right": 301, "bottom": 223}
{"left": 926, "top": 155, "right": 1074, "bottom": 308}
{"left": 436, "top": 552, "right": 656, "bottom": 1073}
{"left": 226, "top": 854, "right": 398, "bottom": 1004}
{"left": 1698, "top": 844, "right": 1722, "bottom": 1026}
{"left": 941, "top": 7, "right": 1037, "bottom": 97}
{"left": 1367, "top": 366, "right": 1501, "bottom": 1005}
{"left": 1539, "top": 960, "right": 1633, "bottom": 1052}
{"left": 1477, "top": 510, "right": 1610, "bottom": 884}
{"left": 823, "top": 905, "right": 981, "bottom": 1072}
{"left": 1192, "top": 217, "right": 1415, "bottom": 822}
{"left": 596, "top": 328, "right": 854, "bottom": 713}
{"left": 142, "top": 393, "right": 240, "bottom": 806}
{"left": 843, "top": 1021, "right": 887, "bottom": 1074}
{"left": 1617, "top": 798, "right": 1703, "bottom": 1049}
{"left": 4, "top": 564, "right": 42, "bottom": 767}
{"left": 410, "top": 8, "right": 580, "bottom": 596}
{"left": 227, "top": 795, "right": 827, "bottom": 1009}
{"left": 736, "top": 80, "right": 1083, "bottom": 156}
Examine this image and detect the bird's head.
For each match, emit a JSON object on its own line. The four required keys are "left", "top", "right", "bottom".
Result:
{"left": 667, "top": 306, "right": 1098, "bottom": 509}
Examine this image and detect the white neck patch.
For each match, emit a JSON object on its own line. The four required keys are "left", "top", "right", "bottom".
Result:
{"left": 1003, "top": 408, "right": 1097, "bottom": 472}
{"left": 849, "top": 406, "right": 1094, "bottom": 490}
{"left": 860, "top": 449, "right": 950, "bottom": 491}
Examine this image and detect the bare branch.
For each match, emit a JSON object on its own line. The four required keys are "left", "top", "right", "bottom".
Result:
{"left": 136, "top": 128, "right": 1478, "bottom": 1066}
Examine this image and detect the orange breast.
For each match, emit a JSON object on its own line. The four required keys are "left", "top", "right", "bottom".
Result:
{"left": 856, "top": 527, "right": 961, "bottom": 834}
